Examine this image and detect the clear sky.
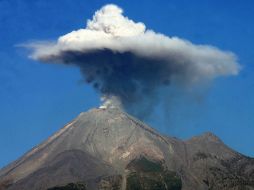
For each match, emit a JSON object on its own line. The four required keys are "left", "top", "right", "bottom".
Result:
{"left": 0, "top": 0, "right": 254, "bottom": 168}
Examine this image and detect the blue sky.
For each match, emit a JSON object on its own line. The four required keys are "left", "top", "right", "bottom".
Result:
{"left": 0, "top": 0, "right": 254, "bottom": 168}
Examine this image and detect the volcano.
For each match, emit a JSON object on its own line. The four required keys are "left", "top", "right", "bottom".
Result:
{"left": 0, "top": 107, "right": 254, "bottom": 190}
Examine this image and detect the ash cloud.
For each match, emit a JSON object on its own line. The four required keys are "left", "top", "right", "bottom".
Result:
{"left": 26, "top": 4, "right": 240, "bottom": 117}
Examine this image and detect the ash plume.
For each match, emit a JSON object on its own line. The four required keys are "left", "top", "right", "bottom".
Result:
{"left": 26, "top": 4, "right": 240, "bottom": 118}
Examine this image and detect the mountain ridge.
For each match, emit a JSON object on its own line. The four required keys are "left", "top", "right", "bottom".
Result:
{"left": 0, "top": 107, "right": 253, "bottom": 190}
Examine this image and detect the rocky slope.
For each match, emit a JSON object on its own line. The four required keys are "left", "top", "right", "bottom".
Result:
{"left": 0, "top": 107, "right": 253, "bottom": 190}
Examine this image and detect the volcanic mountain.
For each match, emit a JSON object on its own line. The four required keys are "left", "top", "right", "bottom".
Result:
{"left": 0, "top": 107, "right": 254, "bottom": 190}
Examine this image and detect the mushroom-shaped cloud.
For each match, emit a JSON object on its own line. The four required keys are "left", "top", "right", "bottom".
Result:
{"left": 27, "top": 4, "right": 240, "bottom": 117}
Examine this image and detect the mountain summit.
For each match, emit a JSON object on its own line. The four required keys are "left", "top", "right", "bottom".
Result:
{"left": 0, "top": 108, "right": 254, "bottom": 190}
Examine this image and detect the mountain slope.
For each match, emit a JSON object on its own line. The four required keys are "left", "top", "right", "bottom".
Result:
{"left": 0, "top": 108, "right": 253, "bottom": 190}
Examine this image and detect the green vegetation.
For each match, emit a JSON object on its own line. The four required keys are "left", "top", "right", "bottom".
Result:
{"left": 126, "top": 156, "right": 182, "bottom": 190}
{"left": 125, "top": 172, "right": 142, "bottom": 190}
{"left": 163, "top": 170, "right": 183, "bottom": 190}
{"left": 127, "top": 156, "right": 164, "bottom": 173}
{"left": 46, "top": 157, "right": 183, "bottom": 190}
{"left": 47, "top": 182, "right": 87, "bottom": 190}
{"left": 98, "top": 175, "right": 122, "bottom": 190}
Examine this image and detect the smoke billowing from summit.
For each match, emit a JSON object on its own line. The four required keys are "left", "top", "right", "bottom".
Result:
{"left": 26, "top": 4, "right": 240, "bottom": 117}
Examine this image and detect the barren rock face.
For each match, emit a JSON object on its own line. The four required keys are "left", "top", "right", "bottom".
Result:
{"left": 0, "top": 108, "right": 254, "bottom": 190}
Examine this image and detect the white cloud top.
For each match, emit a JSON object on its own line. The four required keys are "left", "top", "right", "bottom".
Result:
{"left": 27, "top": 4, "right": 240, "bottom": 115}
{"left": 30, "top": 4, "right": 239, "bottom": 82}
